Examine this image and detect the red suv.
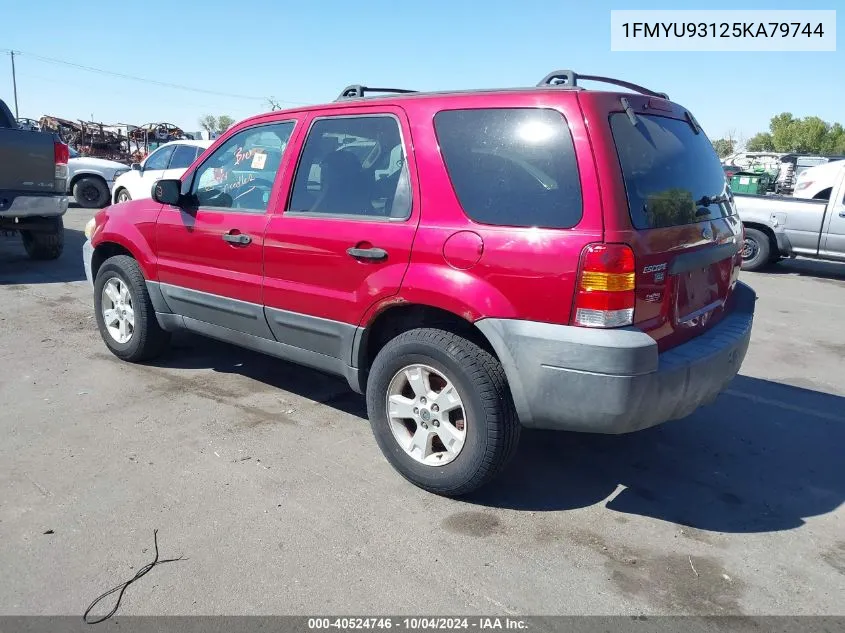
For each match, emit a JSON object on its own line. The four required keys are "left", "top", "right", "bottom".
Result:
{"left": 83, "top": 70, "right": 755, "bottom": 496}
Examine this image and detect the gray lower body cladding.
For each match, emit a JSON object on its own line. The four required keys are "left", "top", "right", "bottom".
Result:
{"left": 83, "top": 239, "right": 755, "bottom": 430}
{"left": 150, "top": 281, "right": 363, "bottom": 393}
{"left": 476, "top": 282, "right": 756, "bottom": 433}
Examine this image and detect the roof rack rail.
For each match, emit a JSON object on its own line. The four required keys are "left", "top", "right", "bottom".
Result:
{"left": 336, "top": 85, "right": 418, "bottom": 101}
{"left": 537, "top": 70, "right": 669, "bottom": 100}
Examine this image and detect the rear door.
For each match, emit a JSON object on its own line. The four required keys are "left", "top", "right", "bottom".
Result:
{"left": 155, "top": 120, "right": 298, "bottom": 337}
{"left": 588, "top": 94, "right": 743, "bottom": 351}
{"left": 261, "top": 107, "right": 418, "bottom": 361}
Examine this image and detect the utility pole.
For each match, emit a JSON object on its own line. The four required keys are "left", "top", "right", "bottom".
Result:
{"left": 10, "top": 50, "right": 19, "bottom": 119}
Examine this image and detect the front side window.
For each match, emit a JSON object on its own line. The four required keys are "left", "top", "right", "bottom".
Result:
{"left": 168, "top": 144, "right": 201, "bottom": 170}
{"left": 144, "top": 145, "right": 175, "bottom": 171}
{"left": 288, "top": 115, "right": 411, "bottom": 219}
{"left": 434, "top": 108, "right": 582, "bottom": 229}
{"left": 190, "top": 122, "right": 295, "bottom": 212}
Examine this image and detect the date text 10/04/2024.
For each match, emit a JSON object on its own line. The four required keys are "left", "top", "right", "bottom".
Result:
{"left": 307, "top": 618, "right": 529, "bottom": 630}
{"left": 621, "top": 22, "right": 825, "bottom": 38}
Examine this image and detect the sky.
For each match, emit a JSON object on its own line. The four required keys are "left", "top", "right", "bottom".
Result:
{"left": 2, "top": 0, "right": 841, "bottom": 142}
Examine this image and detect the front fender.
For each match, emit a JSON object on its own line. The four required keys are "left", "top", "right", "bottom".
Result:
{"left": 90, "top": 203, "right": 160, "bottom": 280}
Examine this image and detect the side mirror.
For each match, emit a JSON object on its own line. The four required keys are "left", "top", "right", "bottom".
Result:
{"left": 152, "top": 179, "right": 182, "bottom": 206}
{"left": 131, "top": 162, "right": 142, "bottom": 171}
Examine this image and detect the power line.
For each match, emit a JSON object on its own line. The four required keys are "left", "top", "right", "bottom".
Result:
{"left": 2, "top": 49, "right": 309, "bottom": 106}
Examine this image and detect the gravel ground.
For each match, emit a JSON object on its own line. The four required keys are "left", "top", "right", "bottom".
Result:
{"left": 1, "top": 207, "right": 843, "bottom": 617}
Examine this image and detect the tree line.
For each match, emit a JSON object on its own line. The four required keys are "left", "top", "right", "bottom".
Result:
{"left": 711, "top": 113, "right": 845, "bottom": 158}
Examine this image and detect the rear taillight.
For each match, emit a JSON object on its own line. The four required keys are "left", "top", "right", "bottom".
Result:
{"left": 573, "top": 243, "right": 636, "bottom": 328}
{"left": 54, "top": 141, "right": 69, "bottom": 189}
{"left": 54, "top": 141, "right": 69, "bottom": 165}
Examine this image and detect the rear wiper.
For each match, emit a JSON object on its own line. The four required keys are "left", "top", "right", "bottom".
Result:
{"left": 696, "top": 194, "right": 729, "bottom": 206}
{"left": 695, "top": 194, "right": 729, "bottom": 216}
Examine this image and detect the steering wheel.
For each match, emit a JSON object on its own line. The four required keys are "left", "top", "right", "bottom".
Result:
{"left": 229, "top": 177, "right": 276, "bottom": 208}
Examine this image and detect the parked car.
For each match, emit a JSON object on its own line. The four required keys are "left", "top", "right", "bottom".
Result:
{"left": 111, "top": 139, "right": 212, "bottom": 204}
{"left": 735, "top": 160, "right": 845, "bottom": 271}
{"left": 792, "top": 159, "right": 845, "bottom": 200}
{"left": 82, "top": 71, "right": 755, "bottom": 495}
{"left": 0, "top": 97, "right": 69, "bottom": 259}
{"left": 67, "top": 147, "right": 130, "bottom": 208}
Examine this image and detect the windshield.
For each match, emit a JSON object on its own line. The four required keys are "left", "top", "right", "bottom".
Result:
{"left": 611, "top": 113, "right": 733, "bottom": 229}
{"left": 69, "top": 147, "right": 79, "bottom": 158}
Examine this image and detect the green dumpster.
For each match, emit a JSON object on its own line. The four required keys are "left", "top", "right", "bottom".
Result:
{"left": 730, "top": 171, "right": 772, "bottom": 195}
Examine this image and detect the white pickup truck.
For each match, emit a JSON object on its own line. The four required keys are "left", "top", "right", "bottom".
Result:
{"left": 67, "top": 148, "right": 129, "bottom": 208}
{"left": 735, "top": 161, "right": 845, "bottom": 271}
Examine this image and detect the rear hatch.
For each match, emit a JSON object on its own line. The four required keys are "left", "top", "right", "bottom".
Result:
{"left": 0, "top": 129, "right": 60, "bottom": 195}
{"left": 0, "top": 99, "right": 61, "bottom": 197}
{"left": 587, "top": 93, "right": 743, "bottom": 352}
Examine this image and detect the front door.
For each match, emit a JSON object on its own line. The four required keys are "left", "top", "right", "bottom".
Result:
{"left": 262, "top": 108, "right": 418, "bottom": 362}
{"left": 155, "top": 120, "right": 298, "bottom": 337}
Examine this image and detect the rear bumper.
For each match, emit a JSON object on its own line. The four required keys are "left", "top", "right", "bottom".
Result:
{"left": 476, "top": 281, "right": 756, "bottom": 434}
{"left": 0, "top": 193, "right": 68, "bottom": 219}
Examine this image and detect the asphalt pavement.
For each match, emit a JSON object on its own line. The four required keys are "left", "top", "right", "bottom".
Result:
{"left": 1, "top": 208, "right": 843, "bottom": 616}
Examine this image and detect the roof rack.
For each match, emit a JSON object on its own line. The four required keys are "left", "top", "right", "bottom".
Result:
{"left": 536, "top": 70, "right": 669, "bottom": 100}
{"left": 336, "top": 85, "right": 418, "bottom": 101}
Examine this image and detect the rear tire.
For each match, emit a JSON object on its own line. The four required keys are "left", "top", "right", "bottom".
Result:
{"left": 21, "top": 216, "right": 64, "bottom": 260}
{"left": 93, "top": 255, "right": 170, "bottom": 362}
{"left": 73, "top": 176, "right": 110, "bottom": 208}
{"left": 366, "top": 328, "right": 520, "bottom": 496}
{"left": 741, "top": 227, "right": 772, "bottom": 272}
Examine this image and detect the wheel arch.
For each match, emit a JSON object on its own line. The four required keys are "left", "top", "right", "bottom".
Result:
{"left": 70, "top": 171, "right": 108, "bottom": 191}
{"left": 91, "top": 236, "right": 155, "bottom": 282}
{"left": 742, "top": 221, "right": 779, "bottom": 255}
{"left": 355, "top": 303, "right": 499, "bottom": 376}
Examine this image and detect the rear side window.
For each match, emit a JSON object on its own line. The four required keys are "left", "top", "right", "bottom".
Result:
{"left": 288, "top": 115, "right": 411, "bottom": 219}
{"left": 434, "top": 108, "right": 582, "bottom": 229}
{"left": 611, "top": 113, "right": 733, "bottom": 229}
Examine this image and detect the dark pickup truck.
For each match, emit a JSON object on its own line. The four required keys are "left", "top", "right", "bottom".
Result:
{"left": 0, "top": 97, "right": 69, "bottom": 259}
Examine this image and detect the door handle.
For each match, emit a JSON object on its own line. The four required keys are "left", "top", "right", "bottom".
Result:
{"left": 839, "top": 211, "right": 845, "bottom": 218}
{"left": 347, "top": 246, "right": 388, "bottom": 261}
{"left": 222, "top": 231, "right": 252, "bottom": 246}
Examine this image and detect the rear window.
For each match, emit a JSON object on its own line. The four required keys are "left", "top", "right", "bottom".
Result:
{"left": 611, "top": 113, "right": 733, "bottom": 229}
{"left": 434, "top": 108, "right": 582, "bottom": 229}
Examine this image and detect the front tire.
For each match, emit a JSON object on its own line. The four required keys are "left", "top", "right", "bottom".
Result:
{"left": 21, "top": 216, "right": 64, "bottom": 260}
{"left": 366, "top": 328, "right": 520, "bottom": 496}
{"left": 93, "top": 255, "right": 170, "bottom": 362}
{"left": 741, "top": 227, "right": 772, "bottom": 272}
{"left": 73, "top": 176, "right": 110, "bottom": 208}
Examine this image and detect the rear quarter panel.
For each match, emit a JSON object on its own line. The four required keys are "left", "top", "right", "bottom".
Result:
{"left": 735, "top": 193, "right": 827, "bottom": 254}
